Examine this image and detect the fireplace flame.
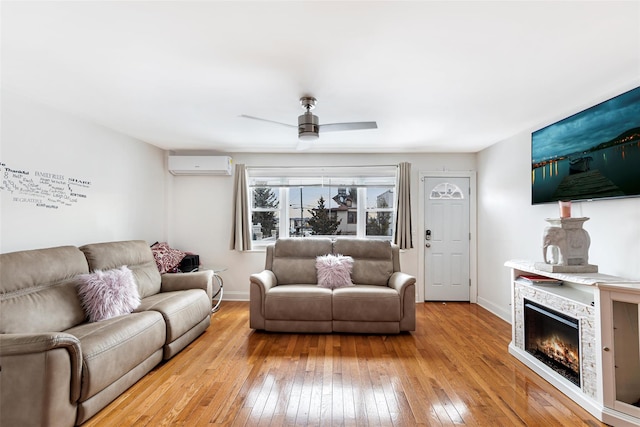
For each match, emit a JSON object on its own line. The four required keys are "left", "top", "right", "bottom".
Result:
{"left": 536, "top": 334, "right": 580, "bottom": 374}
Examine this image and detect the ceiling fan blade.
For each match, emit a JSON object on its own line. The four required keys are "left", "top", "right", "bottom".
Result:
{"left": 319, "top": 121, "right": 378, "bottom": 132}
{"left": 239, "top": 114, "right": 296, "bottom": 128}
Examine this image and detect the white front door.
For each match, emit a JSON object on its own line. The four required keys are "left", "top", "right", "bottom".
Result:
{"left": 424, "top": 177, "right": 470, "bottom": 301}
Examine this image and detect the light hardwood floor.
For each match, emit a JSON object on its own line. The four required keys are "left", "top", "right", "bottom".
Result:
{"left": 83, "top": 301, "right": 605, "bottom": 426}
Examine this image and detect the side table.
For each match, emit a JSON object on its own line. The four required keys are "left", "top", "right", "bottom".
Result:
{"left": 209, "top": 267, "right": 225, "bottom": 313}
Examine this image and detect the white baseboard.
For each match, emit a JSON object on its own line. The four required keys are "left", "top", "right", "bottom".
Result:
{"left": 222, "top": 290, "right": 249, "bottom": 301}
{"left": 477, "top": 296, "right": 511, "bottom": 323}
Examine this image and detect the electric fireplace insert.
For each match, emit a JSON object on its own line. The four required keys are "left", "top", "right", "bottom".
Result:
{"left": 524, "top": 299, "right": 581, "bottom": 387}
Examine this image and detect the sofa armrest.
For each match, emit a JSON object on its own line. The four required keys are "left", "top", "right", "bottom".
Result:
{"left": 250, "top": 270, "right": 277, "bottom": 291}
{"left": 0, "top": 332, "right": 82, "bottom": 403}
{"left": 249, "top": 270, "right": 277, "bottom": 329}
{"left": 389, "top": 272, "right": 417, "bottom": 331}
{"left": 388, "top": 271, "right": 416, "bottom": 293}
{"left": 160, "top": 270, "right": 214, "bottom": 301}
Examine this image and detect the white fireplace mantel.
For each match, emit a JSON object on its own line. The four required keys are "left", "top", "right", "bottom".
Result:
{"left": 505, "top": 260, "right": 640, "bottom": 427}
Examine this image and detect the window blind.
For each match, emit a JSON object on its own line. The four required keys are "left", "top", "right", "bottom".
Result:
{"left": 247, "top": 165, "right": 396, "bottom": 188}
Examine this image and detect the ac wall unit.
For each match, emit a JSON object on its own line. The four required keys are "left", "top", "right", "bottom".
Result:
{"left": 168, "top": 156, "right": 233, "bottom": 176}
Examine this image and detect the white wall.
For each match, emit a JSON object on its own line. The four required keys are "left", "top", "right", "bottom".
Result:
{"left": 0, "top": 92, "right": 168, "bottom": 252}
{"left": 7, "top": 87, "right": 638, "bottom": 323}
{"left": 168, "top": 152, "right": 476, "bottom": 301}
{"left": 477, "top": 93, "right": 640, "bottom": 322}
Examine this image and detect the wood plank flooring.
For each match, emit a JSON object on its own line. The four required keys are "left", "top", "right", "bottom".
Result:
{"left": 83, "top": 302, "right": 606, "bottom": 426}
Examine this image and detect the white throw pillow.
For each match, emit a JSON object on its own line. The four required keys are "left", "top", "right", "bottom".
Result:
{"left": 77, "top": 266, "right": 141, "bottom": 322}
{"left": 316, "top": 254, "right": 354, "bottom": 289}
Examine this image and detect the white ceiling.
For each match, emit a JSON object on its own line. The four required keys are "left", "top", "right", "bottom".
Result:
{"left": 2, "top": 1, "right": 639, "bottom": 154}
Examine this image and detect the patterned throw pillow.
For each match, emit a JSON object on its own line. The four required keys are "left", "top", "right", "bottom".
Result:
{"left": 316, "top": 254, "right": 354, "bottom": 289}
{"left": 150, "top": 242, "right": 186, "bottom": 273}
{"left": 77, "top": 266, "right": 141, "bottom": 322}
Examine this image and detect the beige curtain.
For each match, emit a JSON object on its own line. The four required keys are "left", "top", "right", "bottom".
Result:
{"left": 394, "top": 162, "right": 413, "bottom": 249}
{"left": 230, "top": 163, "right": 252, "bottom": 251}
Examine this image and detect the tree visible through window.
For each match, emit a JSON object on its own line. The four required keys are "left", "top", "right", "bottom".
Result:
{"left": 307, "top": 196, "right": 342, "bottom": 235}
{"left": 252, "top": 187, "right": 279, "bottom": 240}
{"left": 366, "top": 199, "right": 391, "bottom": 236}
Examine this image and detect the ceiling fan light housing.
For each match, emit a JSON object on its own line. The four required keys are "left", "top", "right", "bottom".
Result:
{"left": 300, "top": 96, "right": 317, "bottom": 111}
{"left": 298, "top": 112, "right": 319, "bottom": 140}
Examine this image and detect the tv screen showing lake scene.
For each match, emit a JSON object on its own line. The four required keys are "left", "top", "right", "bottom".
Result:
{"left": 531, "top": 86, "right": 640, "bottom": 205}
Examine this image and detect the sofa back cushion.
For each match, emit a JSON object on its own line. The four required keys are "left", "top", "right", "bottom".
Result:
{"left": 271, "top": 238, "right": 332, "bottom": 285}
{"left": 0, "top": 246, "right": 89, "bottom": 333}
{"left": 80, "top": 240, "right": 161, "bottom": 298}
{"left": 333, "top": 239, "right": 394, "bottom": 286}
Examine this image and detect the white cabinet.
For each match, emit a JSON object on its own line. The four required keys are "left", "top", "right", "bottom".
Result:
{"left": 506, "top": 260, "right": 640, "bottom": 426}
{"left": 598, "top": 285, "right": 640, "bottom": 422}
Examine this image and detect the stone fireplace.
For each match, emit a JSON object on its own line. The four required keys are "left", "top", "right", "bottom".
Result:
{"left": 512, "top": 280, "right": 597, "bottom": 399}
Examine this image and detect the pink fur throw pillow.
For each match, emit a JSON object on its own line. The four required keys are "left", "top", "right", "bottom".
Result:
{"left": 77, "top": 266, "right": 141, "bottom": 322}
{"left": 316, "top": 254, "right": 354, "bottom": 289}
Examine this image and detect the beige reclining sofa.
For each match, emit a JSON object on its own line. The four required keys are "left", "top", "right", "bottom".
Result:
{"left": 0, "top": 240, "right": 213, "bottom": 427}
{"left": 250, "top": 237, "right": 416, "bottom": 334}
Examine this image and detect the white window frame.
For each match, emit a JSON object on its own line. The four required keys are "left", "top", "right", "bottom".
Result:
{"left": 248, "top": 166, "right": 397, "bottom": 247}
{"left": 363, "top": 187, "right": 395, "bottom": 239}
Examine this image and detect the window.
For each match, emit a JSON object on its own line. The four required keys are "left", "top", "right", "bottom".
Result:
{"left": 365, "top": 187, "right": 394, "bottom": 238}
{"left": 430, "top": 182, "right": 464, "bottom": 199}
{"left": 347, "top": 211, "right": 357, "bottom": 224}
{"left": 251, "top": 187, "right": 280, "bottom": 240}
{"left": 248, "top": 166, "right": 396, "bottom": 245}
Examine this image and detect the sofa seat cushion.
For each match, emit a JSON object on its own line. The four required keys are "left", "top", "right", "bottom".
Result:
{"left": 136, "top": 290, "right": 211, "bottom": 342}
{"left": 333, "top": 285, "right": 400, "bottom": 322}
{"left": 265, "top": 285, "right": 332, "bottom": 320}
{"left": 65, "top": 310, "right": 165, "bottom": 401}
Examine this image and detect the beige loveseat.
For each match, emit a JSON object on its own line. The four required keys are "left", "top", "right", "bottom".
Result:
{"left": 0, "top": 240, "right": 213, "bottom": 427}
{"left": 250, "top": 238, "right": 416, "bottom": 334}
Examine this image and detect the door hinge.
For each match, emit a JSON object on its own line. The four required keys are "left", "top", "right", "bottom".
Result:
{"left": 469, "top": 279, "right": 471, "bottom": 287}
{"left": 469, "top": 232, "right": 471, "bottom": 241}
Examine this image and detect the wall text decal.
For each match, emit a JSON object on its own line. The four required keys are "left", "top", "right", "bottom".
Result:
{"left": 1, "top": 161, "right": 92, "bottom": 209}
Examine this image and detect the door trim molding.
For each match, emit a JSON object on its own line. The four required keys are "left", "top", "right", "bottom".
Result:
{"left": 418, "top": 171, "right": 477, "bottom": 303}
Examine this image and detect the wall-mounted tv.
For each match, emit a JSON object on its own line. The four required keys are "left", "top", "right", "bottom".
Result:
{"left": 531, "top": 86, "right": 640, "bottom": 205}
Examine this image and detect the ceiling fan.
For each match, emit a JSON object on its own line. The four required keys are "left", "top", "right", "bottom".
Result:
{"left": 240, "top": 96, "right": 378, "bottom": 143}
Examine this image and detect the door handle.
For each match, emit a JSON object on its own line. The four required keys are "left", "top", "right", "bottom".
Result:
{"left": 426, "top": 242, "right": 431, "bottom": 248}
